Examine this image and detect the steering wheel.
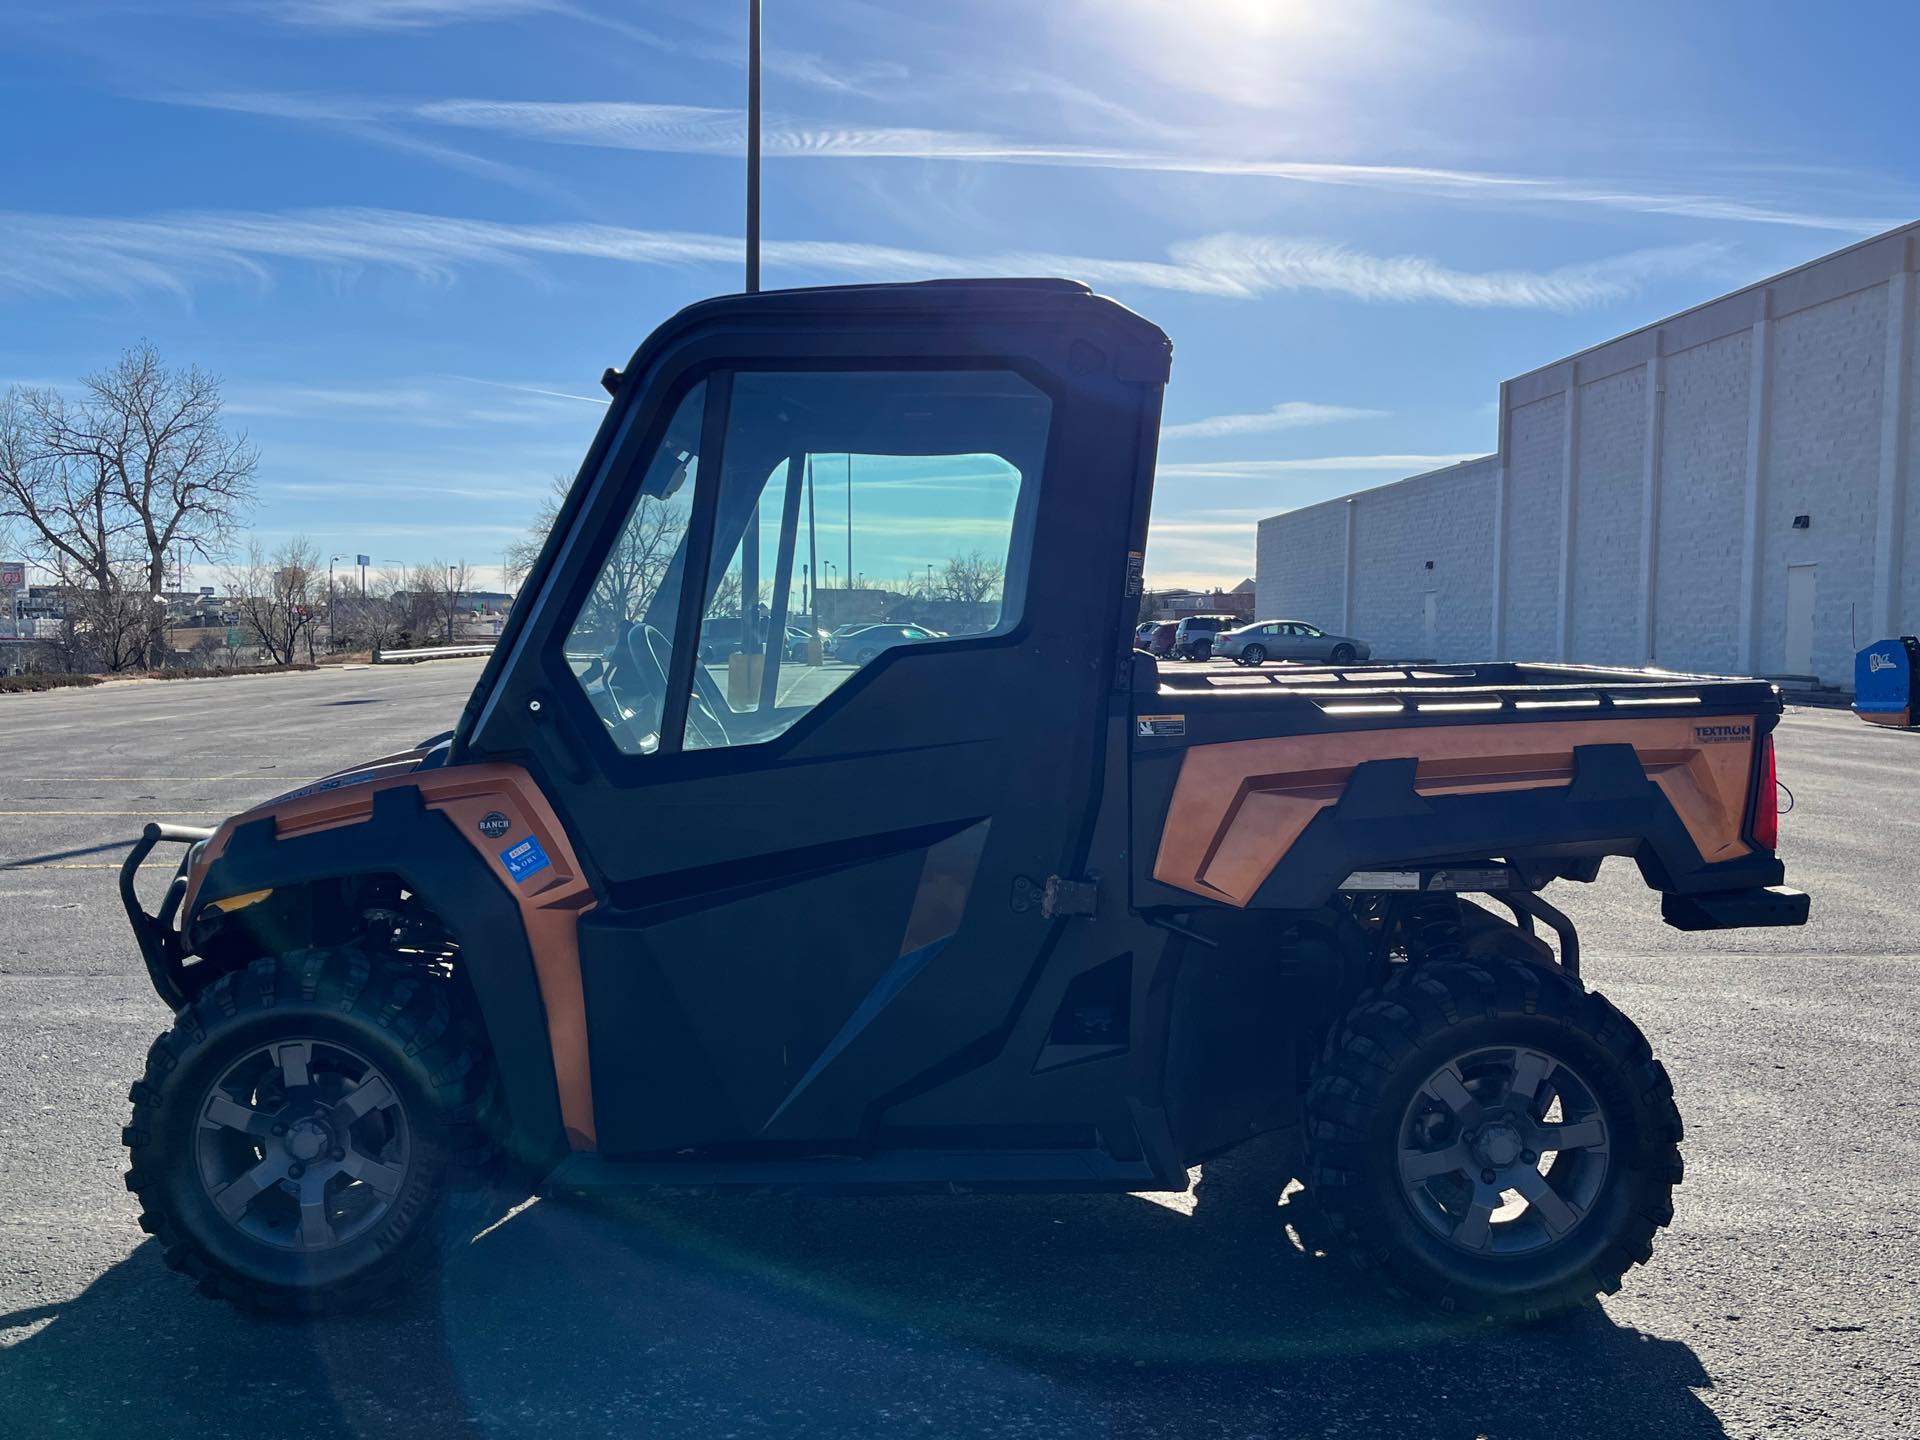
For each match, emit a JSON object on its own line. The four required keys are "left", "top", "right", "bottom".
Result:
{"left": 606, "top": 622, "right": 731, "bottom": 750}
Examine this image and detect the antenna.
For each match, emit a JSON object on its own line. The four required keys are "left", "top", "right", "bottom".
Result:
{"left": 745, "top": 0, "right": 762, "bottom": 293}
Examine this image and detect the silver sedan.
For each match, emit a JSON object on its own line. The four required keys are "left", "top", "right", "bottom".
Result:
{"left": 1213, "top": 619, "right": 1372, "bottom": 666}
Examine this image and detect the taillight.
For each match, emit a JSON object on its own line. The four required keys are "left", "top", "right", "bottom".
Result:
{"left": 1751, "top": 734, "right": 1779, "bottom": 851}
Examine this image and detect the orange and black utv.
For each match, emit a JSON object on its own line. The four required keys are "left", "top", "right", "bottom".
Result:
{"left": 121, "top": 280, "right": 1807, "bottom": 1317}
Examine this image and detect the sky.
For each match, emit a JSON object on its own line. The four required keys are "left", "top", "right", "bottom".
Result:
{"left": 3, "top": 0, "right": 1918, "bottom": 592}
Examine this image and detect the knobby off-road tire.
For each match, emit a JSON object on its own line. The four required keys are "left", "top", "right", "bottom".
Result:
{"left": 124, "top": 950, "right": 498, "bottom": 1315}
{"left": 1306, "top": 957, "right": 1683, "bottom": 1320}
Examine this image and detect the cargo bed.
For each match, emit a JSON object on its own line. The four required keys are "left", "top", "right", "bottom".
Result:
{"left": 1129, "top": 656, "right": 1800, "bottom": 919}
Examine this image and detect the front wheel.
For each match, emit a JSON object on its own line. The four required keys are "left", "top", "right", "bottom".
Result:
{"left": 124, "top": 950, "right": 499, "bottom": 1314}
{"left": 1306, "top": 958, "right": 1682, "bottom": 1319}
{"left": 1330, "top": 643, "right": 1357, "bottom": 664}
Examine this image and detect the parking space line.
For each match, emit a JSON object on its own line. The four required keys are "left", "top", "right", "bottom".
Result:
{"left": 0, "top": 862, "right": 123, "bottom": 870}
{"left": 0, "top": 810, "right": 225, "bottom": 817}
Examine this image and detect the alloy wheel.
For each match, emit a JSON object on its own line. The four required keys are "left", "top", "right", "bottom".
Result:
{"left": 1396, "top": 1045, "right": 1611, "bottom": 1256}
{"left": 193, "top": 1038, "right": 412, "bottom": 1252}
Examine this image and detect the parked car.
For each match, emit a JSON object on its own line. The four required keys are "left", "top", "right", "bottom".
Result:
{"left": 1214, "top": 619, "right": 1371, "bottom": 666}
{"left": 1171, "top": 613, "right": 1238, "bottom": 660}
{"left": 696, "top": 617, "right": 764, "bottom": 662}
{"left": 1144, "top": 621, "right": 1177, "bottom": 656}
{"left": 784, "top": 625, "right": 829, "bottom": 661}
{"left": 1132, "top": 621, "right": 1160, "bottom": 650}
{"left": 829, "top": 622, "right": 941, "bottom": 664}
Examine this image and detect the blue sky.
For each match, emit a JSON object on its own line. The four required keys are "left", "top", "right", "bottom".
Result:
{"left": 4, "top": 0, "right": 1917, "bottom": 590}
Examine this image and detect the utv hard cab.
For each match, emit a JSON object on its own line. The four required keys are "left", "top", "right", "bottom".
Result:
{"left": 121, "top": 280, "right": 1807, "bottom": 1318}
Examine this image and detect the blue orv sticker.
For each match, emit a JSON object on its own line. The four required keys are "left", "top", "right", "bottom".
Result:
{"left": 499, "top": 835, "right": 552, "bottom": 884}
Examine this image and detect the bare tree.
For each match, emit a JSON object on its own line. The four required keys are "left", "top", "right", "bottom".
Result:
{"left": 1, "top": 389, "right": 146, "bottom": 670}
{"left": 28, "top": 345, "right": 255, "bottom": 667}
{"left": 0, "top": 346, "right": 255, "bottom": 669}
{"left": 935, "top": 549, "right": 1006, "bottom": 608}
{"left": 331, "top": 568, "right": 407, "bottom": 654}
{"left": 391, "top": 559, "right": 476, "bottom": 646}
{"left": 504, "top": 475, "right": 569, "bottom": 589}
{"left": 567, "top": 496, "right": 689, "bottom": 646}
{"left": 228, "top": 537, "right": 321, "bottom": 666}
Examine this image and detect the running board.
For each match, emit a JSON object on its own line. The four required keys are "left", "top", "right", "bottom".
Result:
{"left": 544, "top": 1148, "right": 1164, "bottom": 1195}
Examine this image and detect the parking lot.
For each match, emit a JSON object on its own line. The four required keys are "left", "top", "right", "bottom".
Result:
{"left": 0, "top": 660, "right": 1915, "bottom": 1440}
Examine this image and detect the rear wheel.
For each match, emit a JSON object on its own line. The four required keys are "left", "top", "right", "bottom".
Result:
{"left": 1306, "top": 957, "right": 1682, "bottom": 1319}
{"left": 1241, "top": 643, "right": 1267, "bottom": 665}
{"left": 124, "top": 950, "right": 498, "bottom": 1314}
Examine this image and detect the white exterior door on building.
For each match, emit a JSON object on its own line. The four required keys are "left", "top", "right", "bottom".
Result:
{"left": 1784, "top": 564, "right": 1817, "bottom": 677}
{"left": 1422, "top": 591, "right": 1438, "bottom": 657}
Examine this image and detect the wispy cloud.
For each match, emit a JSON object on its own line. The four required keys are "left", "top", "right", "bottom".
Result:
{"left": 273, "top": 1, "right": 565, "bottom": 29}
{"left": 1156, "top": 454, "right": 1485, "bottom": 481}
{"left": 445, "top": 374, "right": 608, "bottom": 406}
{"left": 1161, "top": 401, "right": 1386, "bottom": 441}
{"left": 168, "top": 91, "right": 1900, "bottom": 236}
{"left": 226, "top": 375, "right": 608, "bottom": 427}
{"left": 0, "top": 206, "right": 1721, "bottom": 313}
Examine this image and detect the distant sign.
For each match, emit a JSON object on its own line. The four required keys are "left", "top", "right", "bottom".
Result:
{"left": 355, "top": 554, "right": 371, "bottom": 567}
{"left": 0, "top": 562, "right": 24, "bottom": 591}
{"left": 200, "top": 586, "right": 215, "bottom": 597}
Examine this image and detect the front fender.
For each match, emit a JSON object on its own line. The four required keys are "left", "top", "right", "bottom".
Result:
{"left": 186, "top": 768, "right": 597, "bottom": 1175}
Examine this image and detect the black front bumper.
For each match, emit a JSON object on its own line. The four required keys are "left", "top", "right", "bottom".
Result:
{"left": 120, "top": 823, "right": 214, "bottom": 1009}
{"left": 1660, "top": 886, "right": 1811, "bottom": 932}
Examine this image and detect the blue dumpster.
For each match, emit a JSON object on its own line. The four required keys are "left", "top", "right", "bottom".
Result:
{"left": 1855, "top": 636, "right": 1920, "bottom": 727}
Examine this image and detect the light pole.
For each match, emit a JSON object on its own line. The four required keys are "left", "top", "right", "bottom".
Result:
{"left": 745, "top": 0, "right": 761, "bottom": 293}
{"left": 446, "top": 564, "right": 458, "bottom": 643}
{"left": 328, "top": 554, "right": 342, "bottom": 651}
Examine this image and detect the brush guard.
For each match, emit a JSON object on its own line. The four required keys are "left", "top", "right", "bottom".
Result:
{"left": 120, "top": 823, "right": 215, "bottom": 1010}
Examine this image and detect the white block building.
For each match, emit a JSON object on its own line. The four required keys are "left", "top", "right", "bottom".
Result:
{"left": 1256, "top": 223, "right": 1920, "bottom": 687}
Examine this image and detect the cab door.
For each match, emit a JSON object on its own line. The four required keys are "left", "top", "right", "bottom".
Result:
{"left": 460, "top": 283, "right": 1170, "bottom": 1156}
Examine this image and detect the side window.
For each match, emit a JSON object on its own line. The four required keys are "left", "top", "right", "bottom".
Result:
{"left": 684, "top": 369, "right": 1050, "bottom": 752}
{"left": 562, "top": 382, "right": 707, "bottom": 755}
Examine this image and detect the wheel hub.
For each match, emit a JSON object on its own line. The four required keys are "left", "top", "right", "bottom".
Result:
{"left": 285, "top": 1117, "right": 332, "bottom": 1162}
{"left": 193, "top": 1038, "right": 411, "bottom": 1253}
{"left": 1397, "top": 1045, "right": 1613, "bottom": 1256}
{"left": 1470, "top": 1121, "right": 1523, "bottom": 1169}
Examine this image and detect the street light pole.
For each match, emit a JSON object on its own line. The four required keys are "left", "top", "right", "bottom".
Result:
{"left": 745, "top": 0, "right": 762, "bottom": 293}
{"left": 446, "top": 564, "right": 458, "bottom": 644}
{"left": 328, "top": 555, "right": 341, "bottom": 651}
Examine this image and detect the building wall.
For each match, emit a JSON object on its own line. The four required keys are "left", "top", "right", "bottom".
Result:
{"left": 1349, "top": 457, "right": 1497, "bottom": 658}
{"left": 1756, "top": 284, "right": 1885, "bottom": 681}
{"left": 1652, "top": 330, "right": 1750, "bottom": 672}
{"left": 1570, "top": 367, "right": 1647, "bottom": 665}
{"left": 1502, "top": 394, "right": 1564, "bottom": 660}
{"left": 1255, "top": 222, "right": 1920, "bottom": 686}
{"left": 1256, "top": 501, "right": 1346, "bottom": 628}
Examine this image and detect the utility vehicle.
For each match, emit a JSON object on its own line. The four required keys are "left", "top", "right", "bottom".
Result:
{"left": 121, "top": 279, "right": 1807, "bottom": 1317}
{"left": 1171, "top": 613, "right": 1237, "bottom": 660}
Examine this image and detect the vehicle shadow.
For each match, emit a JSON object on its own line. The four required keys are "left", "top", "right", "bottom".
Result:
{"left": 0, "top": 1150, "right": 1725, "bottom": 1440}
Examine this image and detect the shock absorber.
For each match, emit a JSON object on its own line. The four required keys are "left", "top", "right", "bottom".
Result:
{"left": 1401, "top": 896, "right": 1467, "bottom": 965}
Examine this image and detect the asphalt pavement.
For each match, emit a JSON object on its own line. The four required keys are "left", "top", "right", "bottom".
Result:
{"left": 0, "top": 662, "right": 1914, "bottom": 1439}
